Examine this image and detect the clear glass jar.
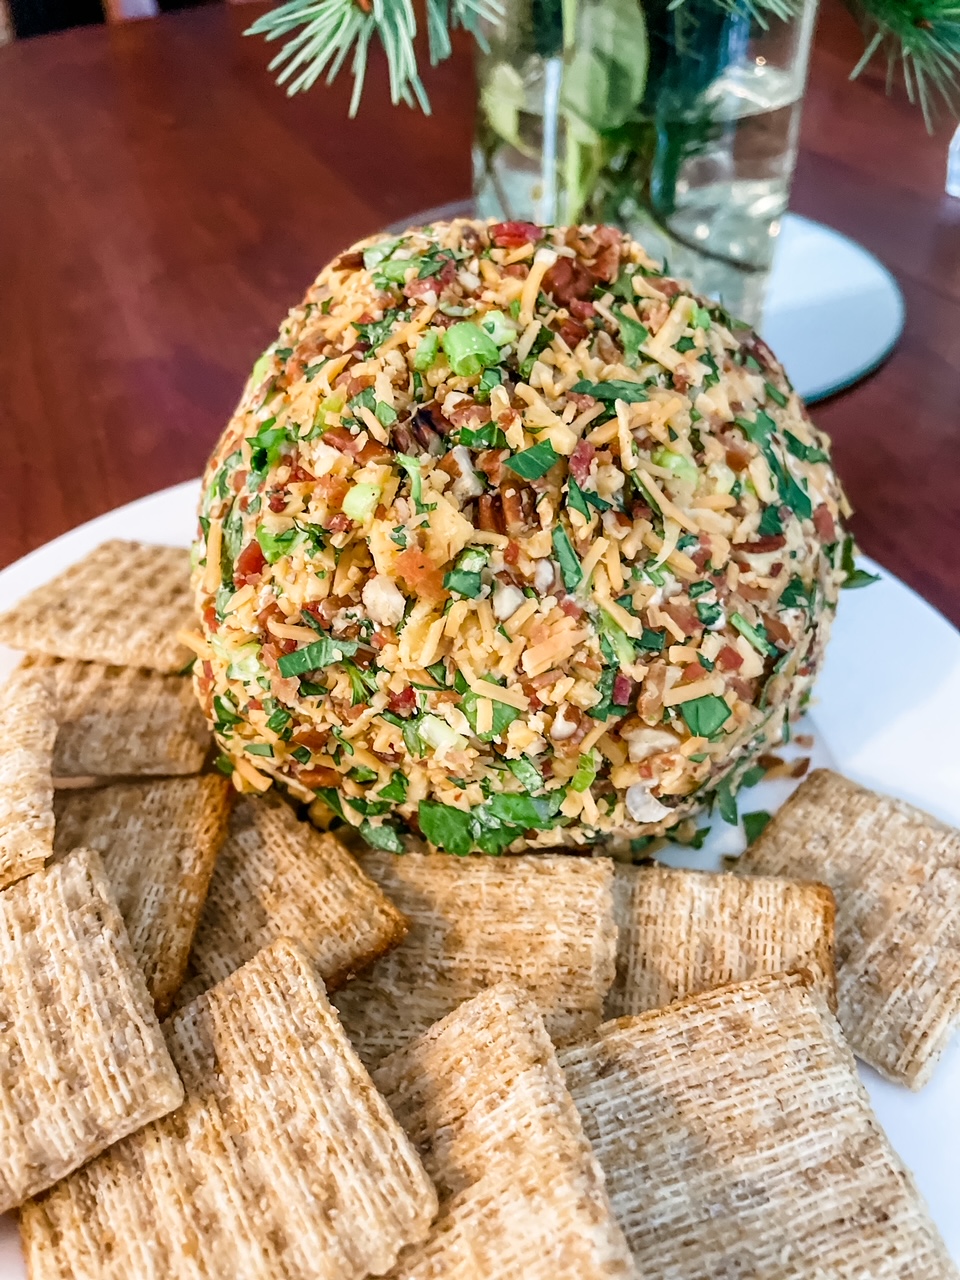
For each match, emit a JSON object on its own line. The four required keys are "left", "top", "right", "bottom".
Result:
{"left": 473, "top": 0, "right": 819, "bottom": 324}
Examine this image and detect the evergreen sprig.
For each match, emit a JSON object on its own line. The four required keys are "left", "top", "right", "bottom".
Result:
{"left": 246, "top": 0, "right": 501, "bottom": 113}
{"left": 248, "top": 0, "right": 960, "bottom": 124}
{"left": 850, "top": 0, "right": 960, "bottom": 126}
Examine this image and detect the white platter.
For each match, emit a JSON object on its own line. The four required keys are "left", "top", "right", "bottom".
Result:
{"left": 0, "top": 479, "right": 958, "bottom": 1269}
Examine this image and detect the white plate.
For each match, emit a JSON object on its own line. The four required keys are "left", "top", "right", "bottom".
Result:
{"left": 0, "top": 480, "right": 958, "bottom": 1269}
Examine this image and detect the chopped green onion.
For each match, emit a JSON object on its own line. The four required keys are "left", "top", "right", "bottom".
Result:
{"left": 413, "top": 331, "right": 439, "bottom": 371}
{"left": 764, "top": 382, "right": 788, "bottom": 407}
{"left": 731, "top": 612, "right": 777, "bottom": 657}
{"left": 342, "top": 483, "right": 381, "bottom": 523}
{"left": 571, "top": 749, "right": 600, "bottom": 792}
{"left": 442, "top": 322, "right": 501, "bottom": 377}
{"left": 479, "top": 309, "right": 517, "bottom": 346}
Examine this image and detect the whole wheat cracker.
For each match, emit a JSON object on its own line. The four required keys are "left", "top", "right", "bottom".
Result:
{"left": 0, "top": 540, "right": 194, "bottom": 672}
{"left": 0, "top": 669, "right": 57, "bottom": 890}
{"left": 54, "top": 776, "right": 233, "bottom": 1016}
{"left": 332, "top": 852, "right": 617, "bottom": 1069}
{"left": 173, "top": 793, "right": 408, "bottom": 1009}
{"left": 23, "top": 656, "right": 210, "bottom": 778}
{"left": 21, "top": 938, "right": 438, "bottom": 1280}
{"left": 372, "top": 983, "right": 634, "bottom": 1280}
{"left": 737, "top": 768, "right": 960, "bottom": 1089}
{"left": 0, "top": 848, "right": 183, "bottom": 1213}
{"left": 605, "top": 862, "right": 836, "bottom": 1019}
{"left": 560, "top": 972, "right": 956, "bottom": 1279}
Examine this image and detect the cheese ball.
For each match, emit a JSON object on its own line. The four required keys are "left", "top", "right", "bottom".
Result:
{"left": 191, "top": 219, "right": 852, "bottom": 855}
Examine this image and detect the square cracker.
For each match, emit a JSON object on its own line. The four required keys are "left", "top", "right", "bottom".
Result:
{"left": 173, "top": 793, "right": 408, "bottom": 1009}
{"left": 332, "top": 852, "right": 617, "bottom": 1069}
{"left": 0, "top": 540, "right": 194, "bottom": 672}
{"left": 24, "top": 656, "right": 210, "bottom": 778}
{"left": 0, "top": 848, "right": 183, "bottom": 1213}
{"left": 737, "top": 768, "right": 960, "bottom": 1088}
{"left": 373, "top": 983, "right": 634, "bottom": 1279}
{"left": 21, "top": 938, "right": 439, "bottom": 1280}
{"left": 560, "top": 973, "right": 956, "bottom": 1279}
{"left": 605, "top": 863, "right": 836, "bottom": 1020}
{"left": 0, "top": 669, "right": 57, "bottom": 890}
{"left": 54, "top": 776, "right": 233, "bottom": 1016}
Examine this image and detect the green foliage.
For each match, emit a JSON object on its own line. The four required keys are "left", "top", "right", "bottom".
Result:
{"left": 247, "top": 0, "right": 502, "bottom": 114}
{"left": 850, "top": 0, "right": 960, "bottom": 126}
{"left": 248, "top": 0, "right": 960, "bottom": 133}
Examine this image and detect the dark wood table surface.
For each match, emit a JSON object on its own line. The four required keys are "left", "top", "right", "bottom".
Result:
{"left": 1, "top": 0, "right": 958, "bottom": 624}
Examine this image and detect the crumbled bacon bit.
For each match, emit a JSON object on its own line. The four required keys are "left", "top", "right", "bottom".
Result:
{"left": 504, "top": 540, "right": 521, "bottom": 566}
{"left": 716, "top": 645, "right": 743, "bottom": 671}
{"left": 613, "top": 674, "right": 633, "bottom": 706}
{"left": 234, "top": 540, "right": 266, "bottom": 586}
{"left": 558, "top": 317, "right": 589, "bottom": 348}
{"left": 394, "top": 547, "right": 445, "bottom": 601}
{"left": 543, "top": 256, "right": 595, "bottom": 305}
{"left": 388, "top": 687, "right": 417, "bottom": 716}
{"left": 569, "top": 439, "right": 596, "bottom": 483}
{"left": 813, "top": 504, "right": 836, "bottom": 542}
{"left": 662, "top": 599, "right": 701, "bottom": 638}
{"left": 490, "top": 221, "right": 542, "bottom": 248}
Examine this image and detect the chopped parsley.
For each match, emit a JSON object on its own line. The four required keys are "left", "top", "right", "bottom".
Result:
{"left": 552, "top": 525, "right": 582, "bottom": 591}
{"left": 504, "top": 440, "right": 559, "bottom": 480}
{"left": 277, "top": 635, "right": 359, "bottom": 678}
{"left": 743, "top": 810, "right": 773, "bottom": 844}
{"left": 840, "top": 534, "right": 880, "bottom": 589}
{"left": 359, "top": 819, "right": 404, "bottom": 852}
{"left": 459, "top": 423, "right": 508, "bottom": 449}
{"left": 506, "top": 756, "right": 543, "bottom": 793}
{"left": 378, "top": 771, "right": 409, "bottom": 803}
{"left": 570, "top": 379, "right": 648, "bottom": 403}
{"left": 613, "top": 307, "right": 649, "bottom": 366}
{"left": 680, "top": 694, "right": 731, "bottom": 739}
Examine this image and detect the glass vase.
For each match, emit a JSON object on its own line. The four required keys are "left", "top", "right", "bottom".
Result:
{"left": 473, "top": 0, "right": 819, "bottom": 324}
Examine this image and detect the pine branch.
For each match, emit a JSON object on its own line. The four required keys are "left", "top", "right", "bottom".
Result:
{"left": 847, "top": 0, "right": 960, "bottom": 126}
{"left": 246, "top": 0, "right": 500, "bottom": 114}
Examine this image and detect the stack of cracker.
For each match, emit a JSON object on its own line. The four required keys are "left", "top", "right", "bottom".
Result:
{"left": 0, "top": 541, "right": 956, "bottom": 1276}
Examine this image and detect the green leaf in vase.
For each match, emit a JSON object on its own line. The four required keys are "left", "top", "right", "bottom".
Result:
{"left": 560, "top": 0, "right": 649, "bottom": 134}
{"left": 480, "top": 62, "right": 530, "bottom": 156}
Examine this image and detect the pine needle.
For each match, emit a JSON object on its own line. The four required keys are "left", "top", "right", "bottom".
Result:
{"left": 848, "top": 0, "right": 960, "bottom": 127}
{"left": 246, "top": 0, "right": 501, "bottom": 115}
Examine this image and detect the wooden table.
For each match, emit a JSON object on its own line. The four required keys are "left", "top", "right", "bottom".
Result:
{"left": 1, "top": 0, "right": 958, "bottom": 623}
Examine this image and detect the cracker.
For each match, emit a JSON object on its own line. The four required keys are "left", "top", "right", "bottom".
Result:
{"left": 0, "top": 848, "right": 183, "bottom": 1212}
{"left": 373, "top": 983, "right": 633, "bottom": 1279}
{"left": 0, "top": 540, "right": 194, "bottom": 672}
{"left": 605, "top": 863, "right": 836, "bottom": 1019}
{"left": 54, "top": 776, "right": 233, "bottom": 1016}
{"left": 174, "top": 793, "right": 408, "bottom": 1009}
{"left": 0, "top": 669, "right": 56, "bottom": 890}
{"left": 737, "top": 768, "right": 960, "bottom": 1089}
{"left": 21, "top": 938, "right": 438, "bottom": 1280}
{"left": 332, "top": 852, "right": 617, "bottom": 1069}
{"left": 560, "top": 973, "right": 956, "bottom": 1278}
{"left": 24, "top": 655, "right": 210, "bottom": 778}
